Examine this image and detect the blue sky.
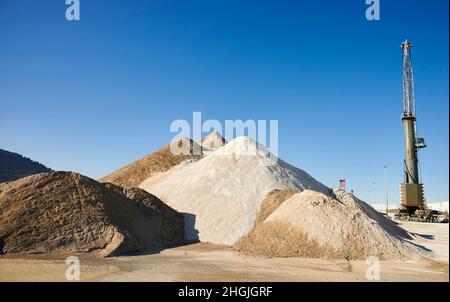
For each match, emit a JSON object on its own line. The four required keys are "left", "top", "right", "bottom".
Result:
{"left": 0, "top": 0, "right": 448, "bottom": 204}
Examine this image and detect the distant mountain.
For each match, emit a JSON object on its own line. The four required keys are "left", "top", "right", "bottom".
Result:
{"left": 0, "top": 149, "right": 52, "bottom": 183}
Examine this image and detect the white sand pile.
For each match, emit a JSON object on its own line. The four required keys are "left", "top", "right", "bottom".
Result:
{"left": 140, "top": 136, "right": 330, "bottom": 245}
{"left": 235, "top": 189, "right": 425, "bottom": 260}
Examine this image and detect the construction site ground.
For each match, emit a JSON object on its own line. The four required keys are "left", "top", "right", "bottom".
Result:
{"left": 0, "top": 221, "right": 447, "bottom": 282}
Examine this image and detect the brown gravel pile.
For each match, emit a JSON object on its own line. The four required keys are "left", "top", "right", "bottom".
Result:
{"left": 0, "top": 171, "right": 184, "bottom": 257}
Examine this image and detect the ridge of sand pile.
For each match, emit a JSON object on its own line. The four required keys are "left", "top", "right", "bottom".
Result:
{"left": 198, "top": 131, "right": 227, "bottom": 151}
{"left": 140, "top": 136, "right": 330, "bottom": 245}
{"left": 99, "top": 137, "right": 203, "bottom": 187}
{"left": 0, "top": 172, "right": 184, "bottom": 257}
{"left": 235, "top": 189, "right": 426, "bottom": 260}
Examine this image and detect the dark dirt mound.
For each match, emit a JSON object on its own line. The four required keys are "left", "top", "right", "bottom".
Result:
{"left": 0, "top": 171, "right": 184, "bottom": 257}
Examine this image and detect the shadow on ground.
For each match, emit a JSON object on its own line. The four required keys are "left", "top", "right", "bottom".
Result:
{"left": 125, "top": 212, "right": 200, "bottom": 256}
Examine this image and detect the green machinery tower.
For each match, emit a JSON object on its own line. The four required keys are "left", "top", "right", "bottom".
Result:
{"left": 399, "top": 40, "right": 427, "bottom": 214}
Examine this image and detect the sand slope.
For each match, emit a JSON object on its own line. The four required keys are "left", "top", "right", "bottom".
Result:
{"left": 99, "top": 138, "right": 203, "bottom": 187}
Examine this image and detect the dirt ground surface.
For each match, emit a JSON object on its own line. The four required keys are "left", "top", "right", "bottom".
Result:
{"left": 0, "top": 221, "right": 448, "bottom": 282}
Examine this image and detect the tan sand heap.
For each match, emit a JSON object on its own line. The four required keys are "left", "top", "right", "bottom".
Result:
{"left": 235, "top": 189, "right": 425, "bottom": 260}
{"left": 0, "top": 172, "right": 184, "bottom": 257}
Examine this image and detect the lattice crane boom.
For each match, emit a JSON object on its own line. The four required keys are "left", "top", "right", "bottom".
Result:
{"left": 401, "top": 40, "right": 416, "bottom": 117}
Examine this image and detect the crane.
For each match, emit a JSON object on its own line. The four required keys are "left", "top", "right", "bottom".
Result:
{"left": 399, "top": 40, "right": 427, "bottom": 215}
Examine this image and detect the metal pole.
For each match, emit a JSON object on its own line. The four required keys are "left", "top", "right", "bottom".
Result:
{"left": 384, "top": 165, "right": 389, "bottom": 216}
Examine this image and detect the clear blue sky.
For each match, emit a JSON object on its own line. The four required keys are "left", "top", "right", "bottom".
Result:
{"left": 0, "top": 0, "right": 448, "bottom": 204}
